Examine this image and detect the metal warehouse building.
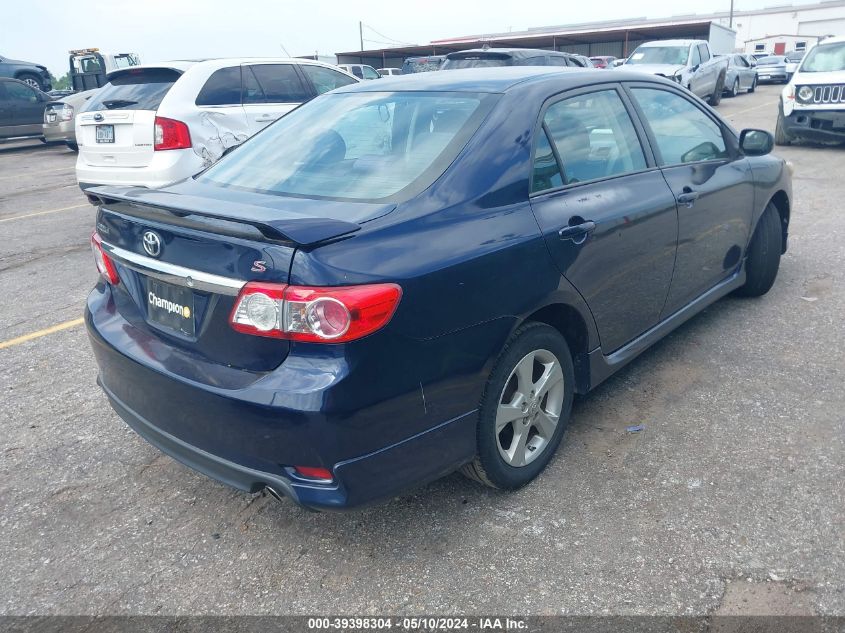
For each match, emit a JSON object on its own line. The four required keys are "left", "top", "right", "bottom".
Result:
{"left": 335, "top": 0, "right": 845, "bottom": 69}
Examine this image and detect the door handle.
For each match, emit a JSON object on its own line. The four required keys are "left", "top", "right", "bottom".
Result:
{"left": 558, "top": 220, "right": 596, "bottom": 243}
{"left": 677, "top": 189, "right": 700, "bottom": 207}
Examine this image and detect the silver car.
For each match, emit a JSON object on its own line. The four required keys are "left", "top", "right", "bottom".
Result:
{"left": 756, "top": 55, "right": 789, "bottom": 83}
{"left": 724, "top": 54, "right": 758, "bottom": 96}
{"left": 42, "top": 89, "right": 95, "bottom": 151}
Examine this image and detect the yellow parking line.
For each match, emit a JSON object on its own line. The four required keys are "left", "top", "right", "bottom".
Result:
{"left": 0, "top": 318, "right": 85, "bottom": 350}
{"left": 0, "top": 204, "right": 88, "bottom": 223}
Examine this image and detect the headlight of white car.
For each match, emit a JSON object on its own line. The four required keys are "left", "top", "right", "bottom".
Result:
{"left": 797, "top": 85, "right": 814, "bottom": 102}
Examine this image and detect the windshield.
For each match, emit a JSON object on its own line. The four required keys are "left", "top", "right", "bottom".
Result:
{"left": 84, "top": 67, "right": 181, "bottom": 111}
{"left": 628, "top": 46, "right": 689, "bottom": 65}
{"left": 199, "top": 91, "right": 497, "bottom": 203}
{"left": 801, "top": 42, "right": 845, "bottom": 72}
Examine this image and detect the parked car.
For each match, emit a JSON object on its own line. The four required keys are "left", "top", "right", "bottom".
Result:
{"left": 85, "top": 67, "right": 791, "bottom": 511}
{"left": 337, "top": 64, "right": 380, "bottom": 80}
{"left": 0, "top": 77, "right": 54, "bottom": 141}
{"left": 401, "top": 56, "right": 446, "bottom": 73}
{"left": 568, "top": 54, "right": 595, "bottom": 68}
{"left": 0, "top": 54, "right": 52, "bottom": 91}
{"left": 784, "top": 50, "right": 806, "bottom": 81}
{"left": 589, "top": 56, "right": 617, "bottom": 68}
{"left": 756, "top": 55, "right": 789, "bottom": 83}
{"left": 751, "top": 52, "right": 769, "bottom": 60}
{"left": 625, "top": 40, "right": 729, "bottom": 106}
{"left": 377, "top": 68, "right": 401, "bottom": 77}
{"left": 43, "top": 88, "right": 96, "bottom": 151}
{"left": 777, "top": 36, "right": 845, "bottom": 145}
{"left": 441, "top": 48, "right": 590, "bottom": 69}
{"left": 723, "top": 54, "right": 758, "bottom": 96}
{"left": 75, "top": 58, "right": 359, "bottom": 189}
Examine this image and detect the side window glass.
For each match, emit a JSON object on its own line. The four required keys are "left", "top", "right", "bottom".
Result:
{"left": 351, "top": 67, "right": 364, "bottom": 79}
{"left": 531, "top": 127, "right": 563, "bottom": 193}
{"left": 690, "top": 46, "right": 702, "bottom": 67}
{"left": 195, "top": 66, "right": 242, "bottom": 106}
{"left": 631, "top": 88, "right": 728, "bottom": 165}
{"left": 242, "top": 66, "right": 266, "bottom": 104}
{"left": 698, "top": 44, "right": 710, "bottom": 63}
{"left": 7, "top": 82, "right": 37, "bottom": 102}
{"left": 362, "top": 66, "right": 380, "bottom": 79}
{"left": 548, "top": 56, "right": 569, "bottom": 67}
{"left": 301, "top": 65, "right": 357, "bottom": 94}
{"left": 543, "top": 89, "right": 647, "bottom": 185}
{"left": 248, "top": 64, "right": 310, "bottom": 103}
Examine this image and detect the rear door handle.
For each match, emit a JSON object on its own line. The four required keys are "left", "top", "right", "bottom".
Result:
{"left": 559, "top": 220, "right": 596, "bottom": 243}
{"left": 677, "top": 189, "right": 700, "bottom": 207}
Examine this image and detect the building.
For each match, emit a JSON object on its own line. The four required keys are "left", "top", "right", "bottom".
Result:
{"left": 335, "top": 0, "right": 845, "bottom": 68}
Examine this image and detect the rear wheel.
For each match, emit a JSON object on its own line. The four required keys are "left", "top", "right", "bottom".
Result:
{"left": 728, "top": 78, "right": 740, "bottom": 97}
{"left": 736, "top": 203, "right": 782, "bottom": 297}
{"left": 774, "top": 107, "right": 794, "bottom": 146}
{"left": 66, "top": 141, "right": 78, "bottom": 152}
{"left": 17, "top": 73, "right": 45, "bottom": 91}
{"left": 708, "top": 74, "right": 726, "bottom": 106}
{"left": 461, "top": 323, "right": 574, "bottom": 490}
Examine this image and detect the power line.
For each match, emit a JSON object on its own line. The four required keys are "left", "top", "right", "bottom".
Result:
{"left": 361, "top": 23, "right": 414, "bottom": 46}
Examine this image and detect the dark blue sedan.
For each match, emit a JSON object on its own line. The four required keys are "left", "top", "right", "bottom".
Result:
{"left": 86, "top": 68, "right": 792, "bottom": 510}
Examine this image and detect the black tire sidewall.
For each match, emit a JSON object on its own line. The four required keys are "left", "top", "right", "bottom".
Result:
{"left": 18, "top": 73, "right": 43, "bottom": 91}
{"left": 475, "top": 324, "right": 574, "bottom": 489}
{"left": 738, "top": 204, "right": 781, "bottom": 297}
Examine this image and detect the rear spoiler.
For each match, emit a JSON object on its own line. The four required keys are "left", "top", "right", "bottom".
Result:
{"left": 87, "top": 186, "right": 361, "bottom": 247}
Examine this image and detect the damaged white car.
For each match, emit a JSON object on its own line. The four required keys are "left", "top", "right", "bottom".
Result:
{"left": 75, "top": 58, "right": 358, "bottom": 190}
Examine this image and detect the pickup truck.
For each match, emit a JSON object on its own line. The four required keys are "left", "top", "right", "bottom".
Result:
{"left": 624, "top": 39, "right": 729, "bottom": 106}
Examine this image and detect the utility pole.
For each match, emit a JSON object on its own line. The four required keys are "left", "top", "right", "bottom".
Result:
{"left": 359, "top": 21, "right": 364, "bottom": 52}
{"left": 729, "top": 0, "right": 735, "bottom": 28}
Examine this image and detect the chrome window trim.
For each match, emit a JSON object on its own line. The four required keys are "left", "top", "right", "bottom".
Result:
{"left": 101, "top": 241, "right": 246, "bottom": 296}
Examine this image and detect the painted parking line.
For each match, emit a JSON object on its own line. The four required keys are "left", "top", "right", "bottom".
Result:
{"left": 727, "top": 100, "right": 779, "bottom": 117}
{"left": 0, "top": 204, "right": 88, "bottom": 223}
{"left": 0, "top": 166, "right": 74, "bottom": 180}
{"left": 0, "top": 318, "right": 84, "bottom": 350}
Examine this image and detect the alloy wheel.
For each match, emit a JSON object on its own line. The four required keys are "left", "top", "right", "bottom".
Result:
{"left": 495, "top": 349, "right": 564, "bottom": 467}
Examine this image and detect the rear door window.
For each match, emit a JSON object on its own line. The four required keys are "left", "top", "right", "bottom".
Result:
{"left": 548, "top": 56, "right": 570, "bottom": 67}
{"left": 540, "top": 89, "right": 647, "bottom": 186}
{"left": 362, "top": 66, "right": 381, "bottom": 79}
{"left": 247, "top": 64, "right": 310, "bottom": 103}
{"left": 195, "top": 66, "right": 242, "bottom": 106}
{"left": 350, "top": 66, "right": 364, "bottom": 79}
{"left": 301, "top": 64, "right": 358, "bottom": 94}
{"left": 85, "top": 68, "right": 182, "bottom": 111}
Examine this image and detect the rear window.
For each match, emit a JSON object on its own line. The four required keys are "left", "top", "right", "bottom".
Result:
{"left": 442, "top": 53, "right": 512, "bottom": 70}
{"left": 199, "top": 91, "right": 498, "bottom": 203}
{"left": 84, "top": 68, "right": 181, "bottom": 111}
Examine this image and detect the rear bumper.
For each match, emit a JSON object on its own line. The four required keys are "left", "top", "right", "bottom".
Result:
{"left": 85, "top": 289, "right": 479, "bottom": 510}
{"left": 783, "top": 109, "right": 845, "bottom": 142}
{"left": 43, "top": 120, "right": 75, "bottom": 143}
{"left": 75, "top": 148, "right": 202, "bottom": 189}
{"left": 757, "top": 72, "right": 787, "bottom": 82}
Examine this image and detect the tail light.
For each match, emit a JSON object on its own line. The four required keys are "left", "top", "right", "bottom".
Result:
{"left": 293, "top": 466, "right": 333, "bottom": 481}
{"left": 91, "top": 232, "right": 119, "bottom": 284}
{"left": 60, "top": 104, "right": 74, "bottom": 121}
{"left": 154, "top": 116, "right": 191, "bottom": 151}
{"left": 230, "top": 282, "right": 402, "bottom": 343}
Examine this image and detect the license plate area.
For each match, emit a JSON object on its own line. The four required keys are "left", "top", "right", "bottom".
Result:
{"left": 145, "top": 278, "right": 195, "bottom": 337}
{"left": 47, "top": 113, "right": 57, "bottom": 123}
{"left": 96, "top": 124, "right": 114, "bottom": 143}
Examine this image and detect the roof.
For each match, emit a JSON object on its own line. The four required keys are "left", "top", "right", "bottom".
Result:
{"left": 105, "top": 57, "right": 345, "bottom": 80}
{"left": 637, "top": 39, "right": 703, "bottom": 47}
{"left": 446, "top": 48, "right": 573, "bottom": 57}
{"left": 331, "top": 66, "right": 655, "bottom": 93}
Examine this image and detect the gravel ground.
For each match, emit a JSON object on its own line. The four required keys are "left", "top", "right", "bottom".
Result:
{"left": 0, "top": 84, "right": 842, "bottom": 617}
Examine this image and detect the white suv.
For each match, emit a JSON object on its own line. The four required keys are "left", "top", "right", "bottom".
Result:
{"left": 777, "top": 36, "right": 845, "bottom": 145}
{"left": 75, "top": 58, "right": 359, "bottom": 190}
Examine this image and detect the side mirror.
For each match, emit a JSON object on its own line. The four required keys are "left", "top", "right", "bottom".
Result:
{"left": 740, "top": 129, "right": 774, "bottom": 156}
{"left": 691, "top": 64, "right": 700, "bottom": 72}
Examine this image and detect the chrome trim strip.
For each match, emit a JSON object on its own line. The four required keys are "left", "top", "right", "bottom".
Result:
{"left": 101, "top": 241, "right": 246, "bottom": 296}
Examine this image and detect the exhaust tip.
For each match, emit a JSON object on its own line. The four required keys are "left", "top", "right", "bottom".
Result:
{"left": 264, "top": 486, "right": 286, "bottom": 502}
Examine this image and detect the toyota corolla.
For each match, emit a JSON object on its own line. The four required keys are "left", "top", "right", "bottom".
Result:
{"left": 85, "top": 68, "right": 791, "bottom": 510}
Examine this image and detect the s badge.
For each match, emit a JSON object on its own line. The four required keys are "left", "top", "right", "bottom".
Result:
{"left": 251, "top": 260, "right": 267, "bottom": 273}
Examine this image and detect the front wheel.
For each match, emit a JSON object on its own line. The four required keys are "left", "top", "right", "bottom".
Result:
{"left": 736, "top": 203, "right": 782, "bottom": 297}
{"left": 461, "top": 323, "right": 574, "bottom": 490}
{"left": 774, "top": 107, "right": 794, "bottom": 146}
{"left": 66, "top": 141, "right": 79, "bottom": 152}
{"left": 748, "top": 76, "right": 757, "bottom": 93}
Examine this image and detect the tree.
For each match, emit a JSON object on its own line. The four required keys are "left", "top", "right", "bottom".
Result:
{"left": 52, "top": 73, "right": 71, "bottom": 90}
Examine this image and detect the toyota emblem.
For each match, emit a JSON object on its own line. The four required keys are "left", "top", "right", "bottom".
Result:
{"left": 93, "top": 113, "right": 104, "bottom": 122}
{"left": 142, "top": 231, "right": 162, "bottom": 257}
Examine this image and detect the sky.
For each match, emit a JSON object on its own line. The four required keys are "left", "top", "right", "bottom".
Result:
{"left": 0, "top": 0, "right": 823, "bottom": 77}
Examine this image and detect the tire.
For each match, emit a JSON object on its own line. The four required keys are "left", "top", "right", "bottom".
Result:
{"left": 17, "top": 73, "right": 45, "bottom": 91}
{"left": 66, "top": 141, "right": 79, "bottom": 152}
{"left": 708, "top": 74, "right": 725, "bottom": 106}
{"left": 774, "top": 106, "right": 794, "bottom": 146}
{"left": 728, "top": 78, "right": 740, "bottom": 97}
{"left": 461, "top": 322, "right": 574, "bottom": 490}
{"left": 736, "top": 203, "right": 782, "bottom": 297}
{"left": 748, "top": 76, "right": 757, "bottom": 93}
